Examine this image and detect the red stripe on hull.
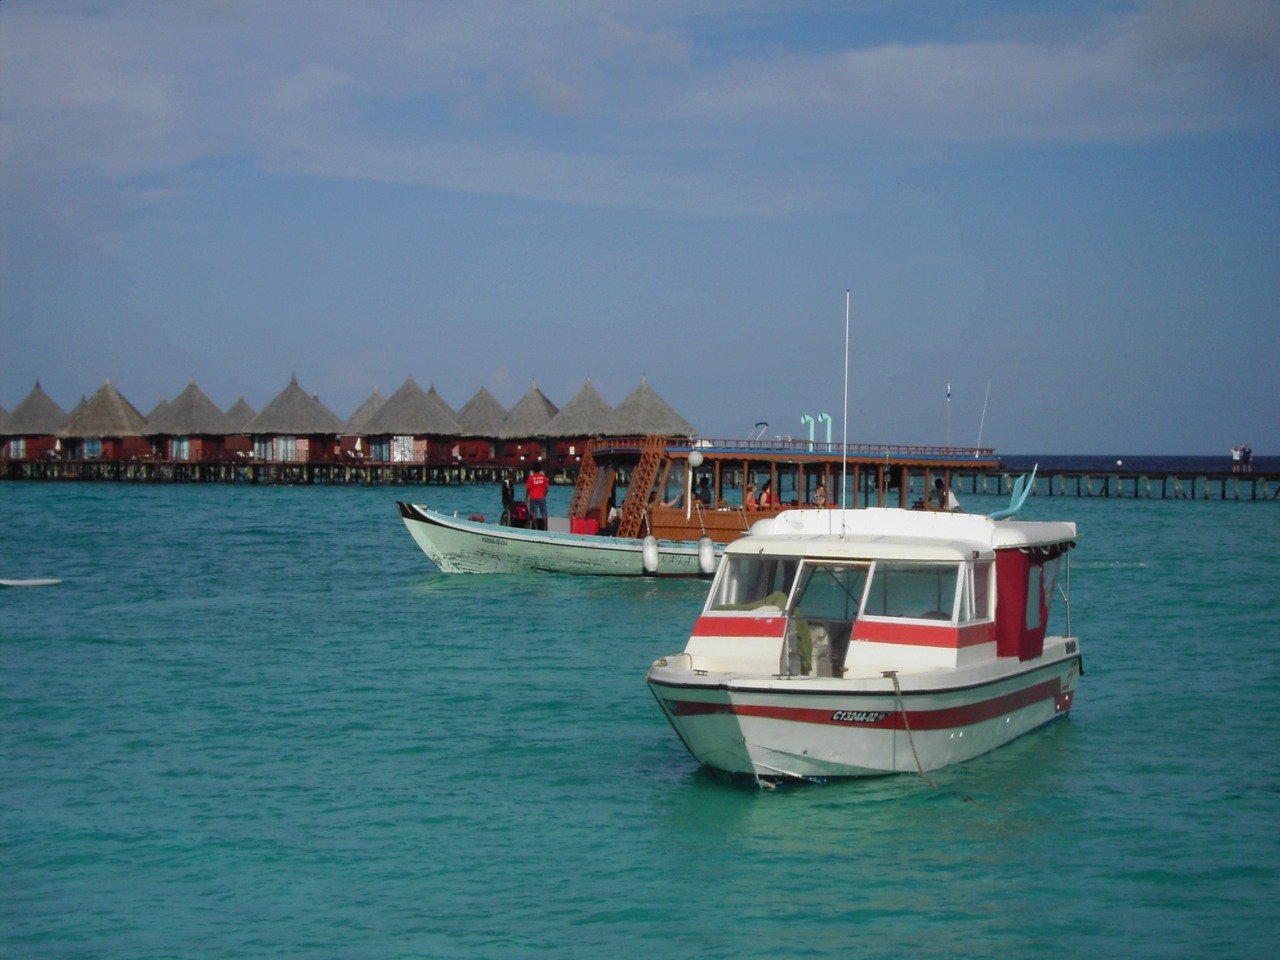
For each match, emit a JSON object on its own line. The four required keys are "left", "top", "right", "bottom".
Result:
{"left": 666, "top": 674, "right": 1069, "bottom": 731}
{"left": 692, "top": 616, "right": 787, "bottom": 638}
{"left": 853, "top": 619, "right": 994, "bottom": 649}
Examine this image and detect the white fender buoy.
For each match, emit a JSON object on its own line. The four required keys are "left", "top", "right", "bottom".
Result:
{"left": 697, "top": 536, "right": 716, "bottom": 576}
{"left": 642, "top": 535, "right": 660, "bottom": 574}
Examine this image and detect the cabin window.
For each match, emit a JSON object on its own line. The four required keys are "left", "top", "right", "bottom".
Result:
{"left": 960, "top": 561, "right": 994, "bottom": 622}
{"left": 659, "top": 460, "right": 687, "bottom": 507}
{"left": 83, "top": 438, "right": 103, "bottom": 459}
{"left": 864, "top": 561, "right": 961, "bottom": 621}
{"left": 172, "top": 437, "right": 190, "bottom": 461}
{"left": 791, "top": 562, "right": 869, "bottom": 622}
{"left": 708, "top": 555, "right": 799, "bottom": 611}
{"left": 10, "top": 438, "right": 25, "bottom": 458}
{"left": 254, "top": 438, "right": 272, "bottom": 459}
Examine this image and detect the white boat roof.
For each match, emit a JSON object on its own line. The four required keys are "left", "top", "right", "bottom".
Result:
{"left": 726, "top": 508, "right": 1077, "bottom": 562}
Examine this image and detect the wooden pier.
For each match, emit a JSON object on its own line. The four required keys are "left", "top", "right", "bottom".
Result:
{"left": 3, "top": 457, "right": 1277, "bottom": 500}
{"left": 962, "top": 470, "right": 1278, "bottom": 501}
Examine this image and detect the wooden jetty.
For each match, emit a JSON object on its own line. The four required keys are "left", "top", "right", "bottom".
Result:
{"left": 4, "top": 454, "right": 1276, "bottom": 501}
{"left": 966, "top": 470, "right": 1278, "bottom": 502}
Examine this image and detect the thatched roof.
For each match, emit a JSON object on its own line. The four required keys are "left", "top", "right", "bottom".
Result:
{"left": 243, "top": 374, "right": 344, "bottom": 435}
{"left": 61, "top": 378, "right": 148, "bottom": 439}
{"left": 343, "top": 387, "right": 386, "bottom": 433}
{"left": 146, "top": 398, "right": 170, "bottom": 423}
{"left": 426, "top": 385, "right": 456, "bottom": 418}
{"left": 225, "top": 397, "right": 256, "bottom": 431}
{"left": 147, "top": 381, "right": 234, "bottom": 436}
{"left": 605, "top": 376, "right": 696, "bottom": 437}
{"left": 5, "top": 381, "right": 69, "bottom": 435}
{"left": 540, "top": 379, "right": 614, "bottom": 437}
{"left": 456, "top": 387, "right": 507, "bottom": 436}
{"left": 364, "top": 376, "right": 461, "bottom": 435}
{"left": 498, "top": 379, "right": 559, "bottom": 439}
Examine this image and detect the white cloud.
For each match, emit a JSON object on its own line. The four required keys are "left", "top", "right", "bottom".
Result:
{"left": 2, "top": 0, "right": 1276, "bottom": 226}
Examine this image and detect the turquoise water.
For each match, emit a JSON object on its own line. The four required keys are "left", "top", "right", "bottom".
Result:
{"left": 3, "top": 482, "right": 1278, "bottom": 959}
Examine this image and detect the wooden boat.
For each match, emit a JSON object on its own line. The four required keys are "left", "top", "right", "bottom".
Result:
{"left": 646, "top": 493, "right": 1081, "bottom": 782}
{"left": 398, "top": 434, "right": 1001, "bottom": 577}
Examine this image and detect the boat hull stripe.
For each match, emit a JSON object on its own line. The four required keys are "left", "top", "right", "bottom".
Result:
{"left": 665, "top": 677, "right": 1065, "bottom": 730}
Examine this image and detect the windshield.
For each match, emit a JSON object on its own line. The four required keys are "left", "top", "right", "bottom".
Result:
{"left": 791, "top": 562, "right": 870, "bottom": 620}
{"left": 708, "top": 555, "right": 799, "bottom": 610}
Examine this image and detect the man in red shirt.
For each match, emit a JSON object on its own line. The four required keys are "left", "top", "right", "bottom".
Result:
{"left": 525, "top": 461, "right": 550, "bottom": 530}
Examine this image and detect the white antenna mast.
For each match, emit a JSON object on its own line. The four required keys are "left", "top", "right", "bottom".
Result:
{"left": 841, "top": 289, "right": 851, "bottom": 534}
{"left": 976, "top": 379, "right": 991, "bottom": 454}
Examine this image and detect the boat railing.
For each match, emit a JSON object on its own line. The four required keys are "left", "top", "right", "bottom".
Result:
{"left": 590, "top": 435, "right": 996, "bottom": 460}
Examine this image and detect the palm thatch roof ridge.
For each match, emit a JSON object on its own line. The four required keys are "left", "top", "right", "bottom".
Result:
{"left": 605, "top": 375, "right": 696, "bottom": 437}
{"left": 456, "top": 387, "right": 507, "bottom": 436}
{"left": 498, "top": 379, "right": 559, "bottom": 439}
{"left": 540, "top": 378, "right": 614, "bottom": 437}
{"left": 225, "top": 397, "right": 256, "bottom": 431}
{"left": 243, "top": 374, "right": 344, "bottom": 434}
{"left": 344, "top": 387, "right": 387, "bottom": 433}
{"left": 5, "top": 381, "right": 69, "bottom": 435}
{"left": 364, "top": 376, "right": 461, "bottom": 435}
{"left": 147, "top": 381, "right": 234, "bottom": 435}
{"left": 61, "top": 378, "right": 148, "bottom": 438}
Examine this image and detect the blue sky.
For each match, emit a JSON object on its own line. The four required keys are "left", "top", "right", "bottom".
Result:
{"left": 2, "top": 0, "right": 1277, "bottom": 454}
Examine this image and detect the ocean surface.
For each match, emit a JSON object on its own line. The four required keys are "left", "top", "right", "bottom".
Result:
{"left": 3, "top": 478, "right": 1278, "bottom": 959}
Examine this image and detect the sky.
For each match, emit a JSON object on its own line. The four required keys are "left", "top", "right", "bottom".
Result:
{"left": 2, "top": 0, "right": 1277, "bottom": 455}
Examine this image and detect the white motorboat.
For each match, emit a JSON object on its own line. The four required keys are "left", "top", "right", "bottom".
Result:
{"left": 646, "top": 503, "right": 1080, "bottom": 782}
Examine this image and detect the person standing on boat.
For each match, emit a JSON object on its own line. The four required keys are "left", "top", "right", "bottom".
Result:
{"left": 745, "top": 481, "right": 759, "bottom": 511}
{"left": 526, "top": 461, "right": 550, "bottom": 530}
{"left": 812, "top": 484, "right": 828, "bottom": 508}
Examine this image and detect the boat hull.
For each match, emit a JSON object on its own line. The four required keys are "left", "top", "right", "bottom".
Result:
{"left": 647, "top": 643, "right": 1081, "bottom": 780}
{"left": 397, "top": 502, "right": 721, "bottom": 576}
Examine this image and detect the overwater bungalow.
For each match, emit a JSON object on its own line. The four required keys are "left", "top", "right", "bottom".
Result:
{"left": 497, "top": 379, "right": 559, "bottom": 464}
{"left": 2, "top": 381, "right": 69, "bottom": 460}
{"left": 145, "top": 380, "right": 236, "bottom": 462}
{"left": 454, "top": 387, "right": 507, "bottom": 462}
{"left": 60, "top": 379, "right": 150, "bottom": 461}
{"left": 539, "top": 378, "right": 614, "bottom": 467}
{"left": 242, "top": 374, "right": 344, "bottom": 462}
{"left": 340, "top": 387, "right": 386, "bottom": 460}
{"left": 363, "top": 376, "right": 461, "bottom": 463}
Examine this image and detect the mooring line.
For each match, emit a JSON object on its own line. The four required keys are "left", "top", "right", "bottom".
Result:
{"left": 883, "top": 670, "right": 938, "bottom": 789}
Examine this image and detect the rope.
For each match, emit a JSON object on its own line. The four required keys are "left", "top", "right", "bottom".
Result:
{"left": 883, "top": 670, "right": 938, "bottom": 789}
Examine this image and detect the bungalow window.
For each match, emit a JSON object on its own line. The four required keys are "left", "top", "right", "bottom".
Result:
{"left": 275, "top": 436, "right": 298, "bottom": 462}
{"left": 254, "top": 438, "right": 272, "bottom": 460}
{"left": 390, "top": 436, "right": 413, "bottom": 463}
{"left": 172, "top": 437, "right": 190, "bottom": 461}
{"left": 863, "top": 561, "right": 962, "bottom": 621}
{"left": 83, "top": 438, "right": 102, "bottom": 459}
{"left": 10, "top": 438, "right": 25, "bottom": 458}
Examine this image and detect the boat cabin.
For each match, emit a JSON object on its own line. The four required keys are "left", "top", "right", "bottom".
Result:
{"left": 683, "top": 508, "right": 1076, "bottom": 678}
{"left": 568, "top": 435, "right": 1002, "bottom": 543}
